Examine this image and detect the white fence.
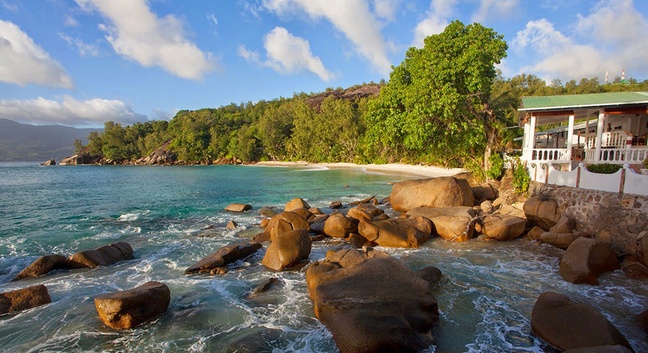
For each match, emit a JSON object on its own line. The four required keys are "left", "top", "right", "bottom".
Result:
{"left": 528, "top": 162, "right": 648, "bottom": 196}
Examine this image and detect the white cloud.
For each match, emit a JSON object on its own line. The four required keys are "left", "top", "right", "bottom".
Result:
{"left": 64, "top": 14, "right": 79, "bottom": 27}
{"left": 512, "top": 0, "right": 648, "bottom": 81}
{"left": 59, "top": 33, "right": 100, "bottom": 57}
{"left": 75, "top": 0, "right": 215, "bottom": 80}
{"left": 264, "top": 27, "right": 333, "bottom": 81}
{"left": 471, "top": 0, "right": 519, "bottom": 23}
{"left": 412, "top": 0, "right": 457, "bottom": 48}
{"left": 0, "top": 20, "right": 73, "bottom": 88}
{"left": 263, "top": 0, "right": 392, "bottom": 75}
{"left": 0, "top": 96, "right": 147, "bottom": 126}
{"left": 373, "top": 0, "right": 400, "bottom": 22}
{"left": 239, "top": 28, "right": 333, "bottom": 81}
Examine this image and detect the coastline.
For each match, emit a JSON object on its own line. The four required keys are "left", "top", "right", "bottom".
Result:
{"left": 253, "top": 161, "right": 467, "bottom": 178}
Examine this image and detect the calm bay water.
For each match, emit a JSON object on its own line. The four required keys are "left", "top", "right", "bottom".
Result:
{"left": 0, "top": 162, "right": 646, "bottom": 353}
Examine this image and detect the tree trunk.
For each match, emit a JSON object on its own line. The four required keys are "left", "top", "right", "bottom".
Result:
{"left": 484, "top": 127, "right": 497, "bottom": 174}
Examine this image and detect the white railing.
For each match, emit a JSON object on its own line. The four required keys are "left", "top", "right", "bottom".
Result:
{"left": 531, "top": 148, "right": 568, "bottom": 162}
{"left": 528, "top": 162, "right": 648, "bottom": 196}
{"left": 585, "top": 131, "right": 630, "bottom": 148}
{"left": 584, "top": 147, "right": 648, "bottom": 164}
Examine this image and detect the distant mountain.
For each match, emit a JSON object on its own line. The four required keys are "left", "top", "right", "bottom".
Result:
{"left": 0, "top": 119, "right": 99, "bottom": 162}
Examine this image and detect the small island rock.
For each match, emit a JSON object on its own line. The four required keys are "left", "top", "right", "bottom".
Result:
{"left": 0, "top": 284, "right": 51, "bottom": 315}
{"left": 94, "top": 281, "right": 170, "bottom": 329}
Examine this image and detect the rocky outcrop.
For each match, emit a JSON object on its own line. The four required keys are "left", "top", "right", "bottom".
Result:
{"left": 68, "top": 242, "right": 134, "bottom": 268}
{"left": 185, "top": 242, "right": 262, "bottom": 275}
{"left": 323, "top": 213, "right": 357, "bottom": 238}
{"left": 480, "top": 215, "right": 526, "bottom": 241}
{"left": 406, "top": 206, "right": 475, "bottom": 242}
{"left": 40, "top": 159, "right": 56, "bottom": 166}
{"left": 135, "top": 142, "right": 176, "bottom": 165}
{"left": 94, "top": 281, "right": 170, "bottom": 329}
{"left": 284, "top": 198, "right": 311, "bottom": 212}
{"left": 259, "top": 211, "right": 310, "bottom": 242}
{"left": 261, "top": 229, "right": 311, "bottom": 271}
{"left": 531, "top": 292, "right": 633, "bottom": 351}
{"left": 0, "top": 284, "right": 51, "bottom": 315}
{"left": 59, "top": 154, "right": 95, "bottom": 165}
{"left": 306, "top": 248, "right": 439, "bottom": 353}
{"left": 562, "top": 346, "right": 633, "bottom": 353}
{"left": 472, "top": 183, "right": 497, "bottom": 203}
{"left": 539, "top": 232, "right": 581, "bottom": 249}
{"left": 224, "top": 203, "right": 252, "bottom": 212}
{"left": 559, "top": 237, "right": 620, "bottom": 285}
{"left": 523, "top": 196, "right": 561, "bottom": 230}
{"left": 358, "top": 217, "right": 432, "bottom": 248}
{"left": 390, "top": 177, "right": 475, "bottom": 212}
{"left": 12, "top": 254, "right": 72, "bottom": 281}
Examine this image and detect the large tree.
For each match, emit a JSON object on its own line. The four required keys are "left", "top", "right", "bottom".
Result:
{"left": 365, "top": 20, "right": 509, "bottom": 170}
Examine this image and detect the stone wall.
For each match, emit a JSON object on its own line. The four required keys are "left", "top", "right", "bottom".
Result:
{"left": 529, "top": 181, "right": 648, "bottom": 257}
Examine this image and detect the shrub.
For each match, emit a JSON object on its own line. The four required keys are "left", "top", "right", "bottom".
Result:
{"left": 486, "top": 153, "right": 505, "bottom": 180}
{"left": 585, "top": 163, "right": 621, "bottom": 174}
{"left": 511, "top": 157, "right": 530, "bottom": 194}
{"left": 643, "top": 158, "right": 648, "bottom": 169}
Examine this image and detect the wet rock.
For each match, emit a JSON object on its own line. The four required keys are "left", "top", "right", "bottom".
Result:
{"left": 12, "top": 254, "right": 72, "bottom": 281}
{"left": 562, "top": 346, "right": 633, "bottom": 353}
{"left": 323, "top": 213, "right": 357, "bottom": 238}
{"left": 226, "top": 221, "right": 238, "bottom": 230}
{"left": 259, "top": 218, "right": 270, "bottom": 229}
{"left": 0, "top": 284, "right": 51, "bottom": 315}
{"left": 347, "top": 207, "right": 373, "bottom": 222}
{"left": 523, "top": 196, "right": 561, "bottom": 230}
{"left": 40, "top": 159, "right": 56, "bottom": 166}
{"left": 329, "top": 201, "right": 343, "bottom": 209}
{"left": 481, "top": 215, "right": 526, "bottom": 241}
{"left": 247, "top": 277, "right": 280, "bottom": 300}
{"left": 225, "top": 204, "right": 252, "bottom": 212}
{"left": 263, "top": 212, "right": 310, "bottom": 241}
{"left": 358, "top": 217, "right": 432, "bottom": 248}
{"left": 526, "top": 226, "right": 545, "bottom": 241}
{"left": 549, "top": 215, "right": 575, "bottom": 234}
{"left": 621, "top": 257, "right": 648, "bottom": 279}
{"left": 284, "top": 198, "right": 310, "bottom": 212}
{"left": 185, "top": 242, "right": 262, "bottom": 275}
{"left": 306, "top": 248, "right": 439, "bottom": 353}
{"left": 559, "top": 237, "right": 619, "bottom": 285}
{"left": 407, "top": 206, "right": 475, "bottom": 242}
{"left": 59, "top": 154, "right": 93, "bottom": 165}
{"left": 540, "top": 232, "right": 581, "bottom": 249}
{"left": 638, "top": 308, "right": 648, "bottom": 335}
{"left": 292, "top": 208, "right": 314, "bottom": 221}
{"left": 531, "top": 292, "right": 633, "bottom": 351}
{"left": 390, "top": 177, "right": 474, "bottom": 212}
{"left": 348, "top": 233, "right": 369, "bottom": 248}
{"left": 258, "top": 206, "right": 277, "bottom": 218}
{"left": 309, "top": 207, "right": 323, "bottom": 215}
{"left": 416, "top": 266, "right": 443, "bottom": 288}
{"left": 68, "top": 242, "right": 133, "bottom": 268}
{"left": 261, "top": 229, "right": 311, "bottom": 271}
{"left": 226, "top": 328, "right": 284, "bottom": 353}
{"left": 94, "top": 281, "right": 170, "bottom": 329}
{"left": 349, "top": 196, "right": 376, "bottom": 206}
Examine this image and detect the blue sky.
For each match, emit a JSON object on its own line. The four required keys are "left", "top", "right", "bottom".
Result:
{"left": 1, "top": 0, "right": 647, "bottom": 127}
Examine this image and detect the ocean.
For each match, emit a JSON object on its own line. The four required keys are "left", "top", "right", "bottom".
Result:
{"left": 0, "top": 162, "right": 646, "bottom": 353}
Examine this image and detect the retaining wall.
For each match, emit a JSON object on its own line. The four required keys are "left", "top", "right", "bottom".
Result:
{"left": 530, "top": 182, "right": 648, "bottom": 257}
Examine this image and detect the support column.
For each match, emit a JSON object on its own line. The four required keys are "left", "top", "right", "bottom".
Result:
{"left": 527, "top": 115, "right": 536, "bottom": 161}
{"left": 565, "top": 114, "right": 575, "bottom": 165}
{"left": 594, "top": 111, "right": 605, "bottom": 162}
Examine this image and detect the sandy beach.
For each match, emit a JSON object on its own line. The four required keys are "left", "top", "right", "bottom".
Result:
{"left": 254, "top": 161, "right": 467, "bottom": 178}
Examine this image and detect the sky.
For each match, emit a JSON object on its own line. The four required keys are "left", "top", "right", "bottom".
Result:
{"left": 1, "top": 0, "right": 647, "bottom": 128}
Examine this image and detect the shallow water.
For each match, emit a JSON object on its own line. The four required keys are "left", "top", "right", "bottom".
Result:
{"left": 0, "top": 163, "right": 646, "bottom": 353}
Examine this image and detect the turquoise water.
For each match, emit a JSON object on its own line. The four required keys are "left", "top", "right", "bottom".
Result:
{"left": 0, "top": 163, "right": 646, "bottom": 352}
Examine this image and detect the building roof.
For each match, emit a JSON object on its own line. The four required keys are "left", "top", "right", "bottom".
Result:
{"left": 520, "top": 91, "right": 648, "bottom": 111}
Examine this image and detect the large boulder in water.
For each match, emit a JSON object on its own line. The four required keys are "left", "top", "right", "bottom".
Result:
{"left": 390, "top": 177, "right": 474, "bottom": 212}
{"left": 0, "top": 284, "right": 51, "bottom": 315}
{"left": 406, "top": 206, "right": 475, "bottom": 242}
{"left": 94, "top": 281, "right": 170, "bottom": 329}
{"left": 261, "top": 229, "right": 311, "bottom": 271}
{"left": 358, "top": 217, "right": 432, "bottom": 248}
{"left": 284, "top": 198, "right": 310, "bottom": 212}
{"left": 69, "top": 242, "right": 134, "bottom": 268}
{"left": 480, "top": 215, "right": 527, "bottom": 241}
{"left": 258, "top": 211, "right": 310, "bottom": 242}
{"left": 559, "top": 237, "right": 620, "bottom": 285}
{"left": 185, "top": 242, "right": 262, "bottom": 275}
{"left": 306, "top": 248, "right": 439, "bottom": 353}
{"left": 523, "top": 196, "right": 561, "bottom": 230}
{"left": 224, "top": 203, "right": 252, "bottom": 212}
{"left": 323, "top": 213, "right": 357, "bottom": 238}
{"left": 531, "top": 292, "right": 633, "bottom": 351}
{"left": 12, "top": 254, "right": 73, "bottom": 281}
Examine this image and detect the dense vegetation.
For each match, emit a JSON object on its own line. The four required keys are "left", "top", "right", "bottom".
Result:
{"left": 77, "top": 21, "right": 648, "bottom": 175}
